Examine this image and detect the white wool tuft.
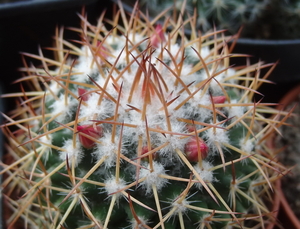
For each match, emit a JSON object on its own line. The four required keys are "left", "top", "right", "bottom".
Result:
{"left": 240, "top": 138, "right": 254, "bottom": 154}
{"left": 93, "top": 133, "right": 125, "bottom": 168}
{"left": 226, "top": 99, "right": 245, "bottom": 122}
{"left": 50, "top": 94, "right": 77, "bottom": 123}
{"left": 204, "top": 124, "right": 230, "bottom": 153}
{"left": 139, "top": 162, "right": 168, "bottom": 193}
{"left": 79, "top": 93, "right": 114, "bottom": 124}
{"left": 59, "top": 139, "right": 83, "bottom": 167}
{"left": 104, "top": 176, "right": 127, "bottom": 199}
{"left": 193, "top": 161, "right": 215, "bottom": 189}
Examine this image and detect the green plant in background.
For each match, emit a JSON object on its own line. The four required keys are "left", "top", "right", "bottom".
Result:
{"left": 0, "top": 1, "right": 289, "bottom": 229}
{"left": 123, "top": 0, "right": 300, "bottom": 39}
{"left": 123, "top": 0, "right": 270, "bottom": 37}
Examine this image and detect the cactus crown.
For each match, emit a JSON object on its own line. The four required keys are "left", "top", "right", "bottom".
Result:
{"left": 1, "top": 2, "right": 288, "bottom": 229}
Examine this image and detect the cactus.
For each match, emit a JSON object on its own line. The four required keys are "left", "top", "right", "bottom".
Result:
{"left": 1, "top": 2, "right": 288, "bottom": 229}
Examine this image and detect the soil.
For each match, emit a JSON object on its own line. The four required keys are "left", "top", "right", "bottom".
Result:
{"left": 276, "top": 94, "right": 300, "bottom": 219}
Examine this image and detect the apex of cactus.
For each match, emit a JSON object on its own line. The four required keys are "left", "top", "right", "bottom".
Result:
{"left": 0, "top": 1, "right": 289, "bottom": 229}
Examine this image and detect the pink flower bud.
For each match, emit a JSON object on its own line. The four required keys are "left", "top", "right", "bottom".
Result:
{"left": 150, "top": 24, "right": 165, "bottom": 48}
{"left": 96, "top": 41, "right": 108, "bottom": 59}
{"left": 78, "top": 88, "right": 90, "bottom": 101}
{"left": 77, "top": 125, "right": 103, "bottom": 148}
{"left": 186, "top": 124, "right": 196, "bottom": 133}
{"left": 212, "top": 96, "right": 226, "bottom": 104}
{"left": 184, "top": 137, "right": 209, "bottom": 162}
{"left": 141, "top": 146, "right": 157, "bottom": 161}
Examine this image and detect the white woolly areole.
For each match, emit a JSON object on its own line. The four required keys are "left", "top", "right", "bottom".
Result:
{"left": 172, "top": 198, "right": 189, "bottom": 215}
{"left": 139, "top": 162, "right": 168, "bottom": 194}
{"left": 39, "top": 134, "right": 52, "bottom": 145}
{"left": 79, "top": 93, "right": 114, "bottom": 123}
{"left": 59, "top": 139, "right": 83, "bottom": 167}
{"left": 153, "top": 122, "right": 189, "bottom": 161}
{"left": 226, "top": 99, "right": 245, "bottom": 121}
{"left": 240, "top": 138, "right": 254, "bottom": 154}
{"left": 199, "top": 213, "right": 213, "bottom": 225}
{"left": 193, "top": 161, "right": 214, "bottom": 189}
{"left": 130, "top": 216, "right": 149, "bottom": 229}
{"left": 192, "top": 91, "right": 213, "bottom": 122}
{"left": 48, "top": 81, "right": 61, "bottom": 97}
{"left": 104, "top": 176, "right": 126, "bottom": 199}
{"left": 50, "top": 94, "right": 77, "bottom": 123}
{"left": 204, "top": 125, "right": 229, "bottom": 153}
{"left": 205, "top": 68, "right": 236, "bottom": 94}
{"left": 93, "top": 133, "right": 123, "bottom": 168}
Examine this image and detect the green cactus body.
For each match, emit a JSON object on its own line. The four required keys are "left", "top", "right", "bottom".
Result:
{"left": 1, "top": 2, "right": 288, "bottom": 229}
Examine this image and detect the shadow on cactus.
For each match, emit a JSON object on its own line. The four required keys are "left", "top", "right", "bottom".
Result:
{"left": 0, "top": 2, "right": 290, "bottom": 229}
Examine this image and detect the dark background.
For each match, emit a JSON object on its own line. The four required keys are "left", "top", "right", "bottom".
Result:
{"left": 0, "top": 0, "right": 114, "bottom": 113}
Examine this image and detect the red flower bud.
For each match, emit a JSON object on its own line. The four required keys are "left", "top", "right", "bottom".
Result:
{"left": 184, "top": 137, "right": 209, "bottom": 162}
{"left": 96, "top": 41, "right": 108, "bottom": 59}
{"left": 77, "top": 125, "right": 103, "bottom": 148}
{"left": 78, "top": 88, "right": 90, "bottom": 101}
{"left": 186, "top": 124, "right": 196, "bottom": 133}
{"left": 141, "top": 146, "right": 157, "bottom": 161}
{"left": 150, "top": 24, "right": 165, "bottom": 48}
{"left": 212, "top": 96, "right": 226, "bottom": 104}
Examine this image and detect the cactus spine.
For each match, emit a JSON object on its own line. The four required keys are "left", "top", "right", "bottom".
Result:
{"left": 1, "top": 2, "right": 288, "bottom": 229}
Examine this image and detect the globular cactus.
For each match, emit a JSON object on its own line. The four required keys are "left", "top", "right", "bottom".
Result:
{"left": 1, "top": 2, "right": 288, "bottom": 229}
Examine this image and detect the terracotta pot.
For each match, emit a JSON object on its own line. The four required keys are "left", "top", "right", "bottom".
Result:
{"left": 265, "top": 178, "right": 281, "bottom": 229}
{"left": 271, "top": 84, "right": 300, "bottom": 229}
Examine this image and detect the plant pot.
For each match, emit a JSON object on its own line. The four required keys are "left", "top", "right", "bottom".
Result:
{"left": 266, "top": 179, "right": 282, "bottom": 229}
{"left": 231, "top": 39, "right": 300, "bottom": 104}
{"left": 232, "top": 38, "right": 300, "bottom": 83}
{"left": 270, "top": 84, "right": 300, "bottom": 229}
